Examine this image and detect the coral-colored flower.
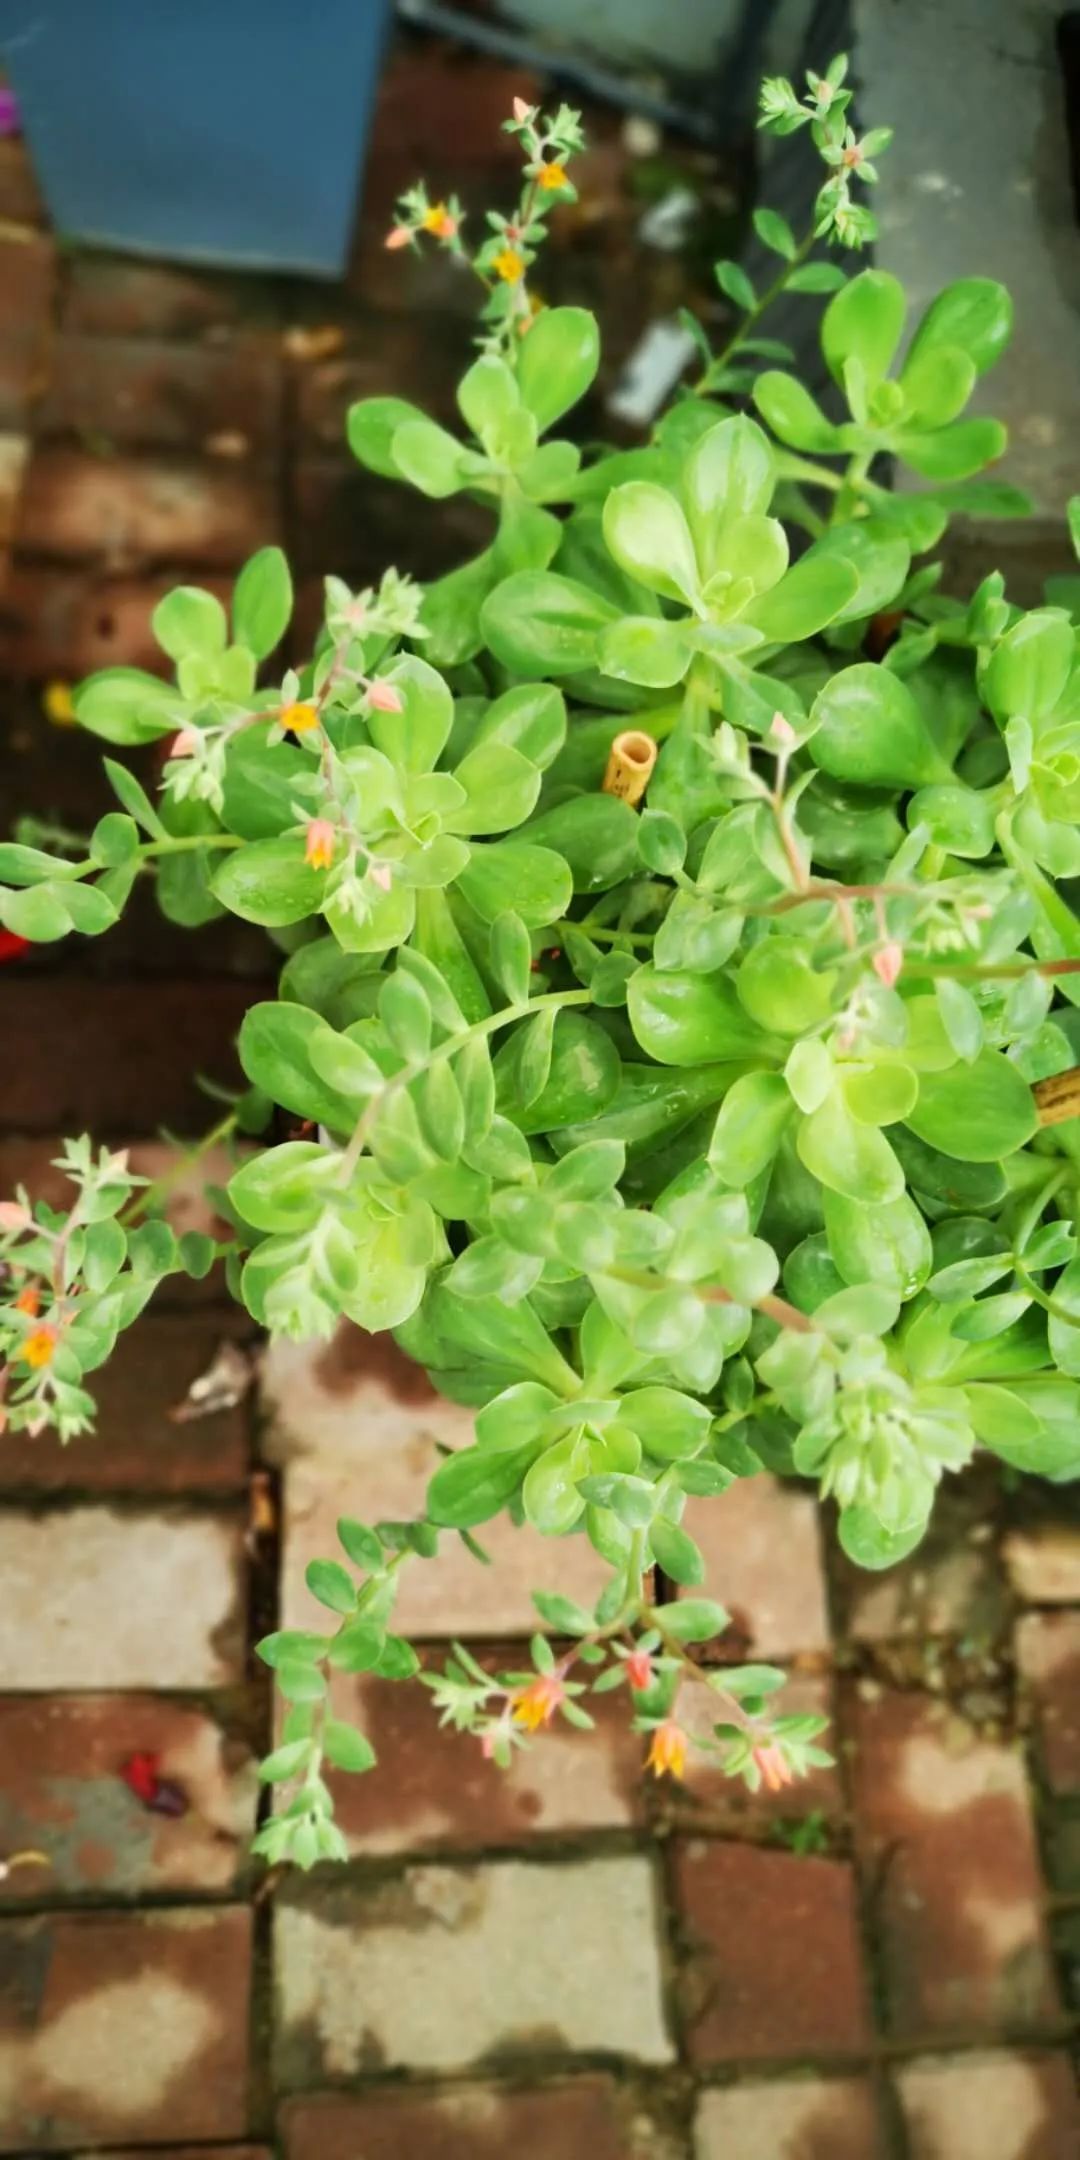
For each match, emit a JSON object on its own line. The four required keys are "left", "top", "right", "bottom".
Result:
{"left": 21, "top": 1325, "right": 57, "bottom": 1370}
{"left": 280, "top": 701, "right": 320, "bottom": 734}
{"left": 385, "top": 224, "right": 412, "bottom": 251}
{"left": 538, "top": 160, "right": 567, "bottom": 190}
{"left": 511, "top": 1673, "right": 566, "bottom": 1731}
{"left": 169, "top": 728, "right": 200, "bottom": 758}
{"left": 872, "top": 941, "right": 904, "bottom": 990}
{"left": 366, "top": 678, "right": 403, "bottom": 714}
{"left": 646, "top": 1719, "right": 688, "bottom": 1780}
{"left": 367, "top": 860, "right": 393, "bottom": 893}
{"left": 305, "top": 819, "right": 336, "bottom": 872}
{"left": 422, "top": 202, "right": 458, "bottom": 241}
{"left": 42, "top": 680, "right": 76, "bottom": 726}
{"left": 0, "top": 1202, "right": 31, "bottom": 1233}
{"left": 624, "top": 1649, "right": 654, "bottom": 1692}
{"left": 752, "top": 1741, "right": 794, "bottom": 1793}
{"left": 14, "top": 1284, "right": 40, "bottom": 1317}
{"left": 492, "top": 246, "right": 525, "bottom": 284}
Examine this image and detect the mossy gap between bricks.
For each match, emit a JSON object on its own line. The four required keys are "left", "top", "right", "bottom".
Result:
{"left": 4, "top": 52, "right": 1080, "bottom": 1871}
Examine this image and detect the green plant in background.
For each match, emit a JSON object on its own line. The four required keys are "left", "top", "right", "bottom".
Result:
{"left": 5, "top": 56, "right": 1080, "bottom": 1869}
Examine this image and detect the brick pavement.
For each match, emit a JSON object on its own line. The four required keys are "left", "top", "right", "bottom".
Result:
{"left": 0, "top": 29, "right": 1078, "bottom": 2160}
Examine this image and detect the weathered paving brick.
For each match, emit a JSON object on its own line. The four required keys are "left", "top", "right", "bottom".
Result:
{"left": 0, "top": 1905, "right": 252, "bottom": 2148}
{"left": 848, "top": 1689, "right": 1059, "bottom": 2038}
{"left": 0, "top": 1506, "right": 246, "bottom": 1689}
{"left": 275, "top": 1857, "right": 674, "bottom": 2079}
{"left": 838, "top": 1468, "right": 1004, "bottom": 1645}
{"left": 1016, "top": 1611, "right": 1080, "bottom": 1794}
{"left": 674, "top": 1842, "right": 870, "bottom": 2063}
{"left": 0, "top": 1695, "right": 257, "bottom": 1897}
{"left": 40, "top": 334, "right": 281, "bottom": 454}
{"left": 0, "top": 981, "right": 255, "bottom": 1131}
{"left": 290, "top": 1657, "right": 646, "bottom": 1856}
{"left": 18, "top": 446, "right": 278, "bottom": 569}
{"left": 693, "top": 2075, "right": 886, "bottom": 2159}
{"left": 0, "top": 1315, "right": 251, "bottom": 1494}
{"left": 266, "top": 1328, "right": 612, "bottom": 1638}
{"left": 895, "top": 2048, "right": 1080, "bottom": 2160}
{"left": 668, "top": 1673, "right": 843, "bottom": 1834}
{"left": 678, "top": 1475, "right": 830, "bottom": 1659}
{"left": 280, "top": 2078, "right": 679, "bottom": 2160}
{"left": 1003, "top": 1519, "right": 1080, "bottom": 1604}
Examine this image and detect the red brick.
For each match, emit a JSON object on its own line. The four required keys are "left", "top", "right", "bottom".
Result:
{"left": 673, "top": 1841, "right": 870, "bottom": 2063}
{"left": 896, "top": 2048, "right": 1080, "bottom": 2160}
{"left": 848, "top": 1689, "right": 1059, "bottom": 2039}
{"left": 287, "top": 1654, "right": 646, "bottom": 1856}
{"left": 0, "top": 1905, "right": 252, "bottom": 2147}
{"left": 678, "top": 1476, "right": 830, "bottom": 1660}
{"left": 0, "top": 431, "right": 28, "bottom": 545}
{"left": 40, "top": 334, "right": 282, "bottom": 455}
{"left": 669, "top": 1673, "right": 843, "bottom": 1835}
{"left": 84, "top": 2151, "right": 268, "bottom": 2160}
{"left": 293, "top": 316, "right": 462, "bottom": 450}
{"left": 18, "top": 446, "right": 278, "bottom": 568}
{"left": 0, "top": 980, "right": 256, "bottom": 1132}
{"left": 0, "top": 1504, "right": 247, "bottom": 1688}
{"left": 838, "top": 1467, "right": 1004, "bottom": 1644}
{"left": 275, "top": 1858, "right": 673, "bottom": 2077}
{"left": 0, "top": 1694, "right": 257, "bottom": 1897}
{"left": 267, "top": 1327, "right": 614, "bottom": 1640}
{"left": 280, "top": 2078, "right": 675, "bottom": 2160}
{"left": 1003, "top": 1520, "right": 1080, "bottom": 1603}
{"left": 0, "top": 561, "right": 233, "bottom": 677}
{"left": 0, "top": 233, "right": 54, "bottom": 426}
{"left": 694, "top": 2076, "right": 886, "bottom": 2159}
{"left": 0, "top": 1315, "right": 252, "bottom": 1494}
{"left": 1016, "top": 1612, "right": 1080, "bottom": 1793}
{"left": 62, "top": 255, "right": 273, "bottom": 340}
{"left": 0, "top": 141, "right": 46, "bottom": 227}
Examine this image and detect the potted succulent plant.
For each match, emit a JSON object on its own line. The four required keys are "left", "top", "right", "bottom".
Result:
{"left": 3, "top": 59, "right": 1079, "bottom": 1871}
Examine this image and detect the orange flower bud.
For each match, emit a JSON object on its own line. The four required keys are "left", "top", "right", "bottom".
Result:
{"left": 170, "top": 728, "right": 200, "bottom": 758}
{"left": 511, "top": 1673, "right": 565, "bottom": 1731}
{"left": 0, "top": 1202, "right": 31, "bottom": 1232}
{"left": 624, "top": 1649, "right": 654, "bottom": 1692}
{"left": 512, "top": 96, "right": 533, "bottom": 124}
{"left": 366, "top": 678, "right": 403, "bottom": 714}
{"left": 14, "top": 1284, "right": 40, "bottom": 1317}
{"left": 43, "top": 680, "right": 76, "bottom": 726}
{"left": 280, "top": 701, "right": 320, "bottom": 734}
{"left": 21, "top": 1325, "right": 57, "bottom": 1370}
{"left": 305, "top": 819, "right": 336, "bottom": 872}
{"left": 752, "top": 1741, "right": 794, "bottom": 1792}
{"left": 492, "top": 246, "right": 525, "bottom": 284}
{"left": 422, "top": 202, "right": 457, "bottom": 241}
{"left": 385, "top": 224, "right": 412, "bottom": 250}
{"left": 646, "top": 1719, "right": 688, "bottom": 1780}
{"left": 873, "top": 941, "right": 904, "bottom": 989}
